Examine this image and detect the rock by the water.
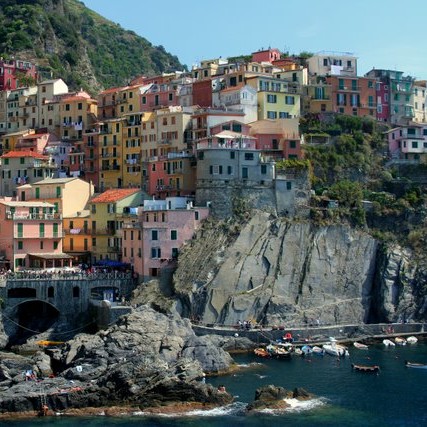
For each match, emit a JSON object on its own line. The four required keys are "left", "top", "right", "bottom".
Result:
{"left": 0, "top": 306, "right": 234, "bottom": 415}
{"left": 246, "top": 385, "right": 314, "bottom": 411}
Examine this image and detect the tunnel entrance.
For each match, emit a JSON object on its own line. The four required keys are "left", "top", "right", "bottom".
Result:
{"left": 9, "top": 301, "right": 60, "bottom": 346}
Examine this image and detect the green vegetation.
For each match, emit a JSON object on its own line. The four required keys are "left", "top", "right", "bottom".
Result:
{"left": 0, "top": 0, "right": 184, "bottom": 93}
{"left": 303, "top": 114, "right": 427, "bottom": 250}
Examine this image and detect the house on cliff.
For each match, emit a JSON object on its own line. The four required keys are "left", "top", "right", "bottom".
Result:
{"left": 121, "top": 196, "right": 209, "bottom": 282}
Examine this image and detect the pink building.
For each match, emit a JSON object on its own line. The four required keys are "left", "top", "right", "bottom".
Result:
{"left": 0, "top": 58, "right": 37, "bottom": 91}
{"left": 0, "top": 200, "right": 71, "bottom": 270}
{"left": 252, "top": 48, "right": 281, "bottom": 63}
{"left": 387, "top": 123, "right": 427, "bottom": 162}
{"left": 122, "top": 197, "right": 209, "bottom": 280}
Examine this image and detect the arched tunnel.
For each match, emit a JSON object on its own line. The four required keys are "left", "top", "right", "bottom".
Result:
{"left": 8, "top": 300, "right": 60, "bottom": 346}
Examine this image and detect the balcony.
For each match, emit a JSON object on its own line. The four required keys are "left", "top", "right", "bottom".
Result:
{"left": 63, "top": 228, "right": 90, "bottom": 235}
{"left": 92, "top": 228, "right": 116, "bottom": 236}
{"left": 101, "top": 164, "right": 120, "bottom": 171}
{"left": 338, "top": 86, "right": 360, "bottom": 92}
{"left": 6, "top": 212, "right": 62, "bottom": 220}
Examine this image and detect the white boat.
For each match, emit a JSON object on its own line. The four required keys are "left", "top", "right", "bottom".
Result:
{"left": 407, "top": 336, "right": 418, "bottom": 344}
{"left": 383, "top": 339, "right": 395, "bottom": 347}
{"left": 354, "top": 342, "right": 369, "bottom": 350}
{"left": 323, "top": 340, "right": 349, "bottom": 357}
{"left": 311, "top": 346, "right": 324, "bottom": 355}
{"left": 394, "top": 337, "right": 407, "bottom": 346}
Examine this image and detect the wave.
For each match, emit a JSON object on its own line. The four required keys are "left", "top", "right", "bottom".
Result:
{"left": 133, "top": 402, "right": 247, "bottom": 418}
{"left": 259, "top": 397, "right": 327, "bottom": 415}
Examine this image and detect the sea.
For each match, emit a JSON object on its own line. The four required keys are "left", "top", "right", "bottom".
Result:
{"left": 2, "top": 340, "right": 427, "bottom": 427}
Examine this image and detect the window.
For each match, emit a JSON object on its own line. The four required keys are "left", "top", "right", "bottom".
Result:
{"left": 92, "top": 237, "right": 96, "bottom": 247}
{"left": 195, "top": 211, "right": 199, "bottom": 220}
{"left": 285, "top": 96, "right": 295, "bottom": 105}
{"left": 227, "top": 165, "right": 233, "bottom": 175}
{"left": 151, "top": 247, "right": 161, "bottom": 258}
{"left": 78, "top": 103, "right": 82, "bottom": 110}
{"left": 20, "top": 157, "right": 25, "bottom": 164}
{"left": 267, "top": 94, "right": 277, "bottom": 103}
{"left": 35, "top": 188, "right": 40, "bottom": 199}
{"left": 18, "top": 241, "right": 23, "bottom": 250}
{"left": 53, "top": 223, "right": 58, "bottom": 237}
{"left": 171, "top": 230, "right": 177, "bottom": 240}
{"left": 351, "top": 80, "right": 357, "bottom": 90}
{"left": 286, "top": 182, "right": 292, "bottom": 190}
{"left": 53, "top": 241, "right": 58, "bottom": 250}
{"left": 290, "top": 141, "right": 297, "bottom": 149}
{"left": 245, "top": 153, "right": 254, "bottom": 160}
{"left": 17, "top": 223, "right": 23, "bottom": 238}
{"left": 91, "top": 204, "right": 96, "bottom": 214}
{"left": 151, "top": 230, "right": 158, "bottom": 240}
{"left": 261, "top": 164, "right": 267, "bottom": 175}
{"left": 279, "top": 112, "right": 289, "bottom": 118}
{"left": 368, "top": 80, "right": 373, "bottom": 88}
{"left": 40, "top": 241, "right": 43, "bottom": 249}
{"left": 338, "top": 79, "right": 344, "bottom": 90}
{"left": 56, "top": 186, "right": 61, "bottom": 197}
{"left": 73, "top": 287, "right": 80, "bottom": 298}
{"left": 39, "top": 223, "right": 45, "bottom": 238}
{"left": 267, "top": 111, "right": 277, "bottom": 119}
{"left": 412, "top": 141, "right": 418, "bottom": 149}
{"left": 230, "top": 151, "right": 235, "bottom": 159}
{"left": 172, "top": 248, "right": 179, "bottom": 259}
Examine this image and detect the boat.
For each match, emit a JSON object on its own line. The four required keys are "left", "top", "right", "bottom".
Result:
{"left": 311, "top": 346, "right": 324, "bottom": 355}
{"left": 254, "top": 348, "right": 270, "bottom": 358}
{"left": 405, "top": 361, "right": 427, "bottom": 369}
{"left": 352, "top": 363, "right": 380, "bottom": 373}
{"left": 267, "top": 344, "right": 291, "bottom": 359}
{"left": 36, "top": 340, "right": 65, "bottom": 347}
{"left": 301, "top": 345, "right": 313, "bottom": 355}
{"left": 354, "top": 342, "right": 369, "bottom": 350}
{"left": 407, "top": 336, "right": 418, "bottom": 344}
{"left": 394, "top": 337, "right": 407, "bottom": 346}
{"left": 323, "top": 339, "right": 349, "bottom": 357}
{"left": 383, "top": 339, "right": 395, "bottom": 347}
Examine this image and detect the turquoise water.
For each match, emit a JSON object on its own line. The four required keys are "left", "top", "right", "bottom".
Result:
{"left": 2, "top": 340, "right": 427, "bottom": 426}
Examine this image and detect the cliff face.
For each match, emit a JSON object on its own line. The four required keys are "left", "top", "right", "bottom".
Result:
{"left": 173, "top": 213, "right": 427, "bottom": 326}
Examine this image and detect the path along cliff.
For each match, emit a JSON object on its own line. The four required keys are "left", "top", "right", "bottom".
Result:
{"left": 173, "top": 212, "right": 427, "bottom": 326}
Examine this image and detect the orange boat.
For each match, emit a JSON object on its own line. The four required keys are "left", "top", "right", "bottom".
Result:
{"left": 254, "top": 347, "right": 270, "bottom": 358}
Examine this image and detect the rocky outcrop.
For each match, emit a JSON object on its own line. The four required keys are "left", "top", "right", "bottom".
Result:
{"left": 372, "top": 244, "right": 427, "bottom": 322}
{"left": 0, "top": 306, "right": 234, "bottom": 415}
{"left": 246, "top": 385, "right": 314, "bottom": 411}
{"left": 174, "top": 213, "right": 379, "bottom": 326}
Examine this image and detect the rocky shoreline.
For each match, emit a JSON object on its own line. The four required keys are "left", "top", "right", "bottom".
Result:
{"left": 0, "top": 306, "right": 235, "bottom": 417}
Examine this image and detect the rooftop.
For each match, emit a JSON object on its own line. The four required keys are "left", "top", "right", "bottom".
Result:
{"left": 90, "top": 188, "right": 140, "bottom": 204}
{"left": 1, "top": 151, "right": 47, "bottom": 159}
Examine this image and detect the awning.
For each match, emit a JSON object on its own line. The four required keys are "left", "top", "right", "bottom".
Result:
{"left": 28, "top": 253, "right": 74, "bottom": 260}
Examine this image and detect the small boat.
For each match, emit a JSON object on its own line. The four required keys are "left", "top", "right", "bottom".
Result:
{"left": 405, "top": 361, "right": 427, "bottom": 369}
{"left": 407, "top": 336, "right": 418, "bottom": 344}
{"left": 254, "top": 348, "right": 270, "bottom": 358}
{"left": 352, "top": 363, "right": 380, "bottom": 373}
{"left": 394, "top": 337, "right": 407, "bottom": 346}
{"left": 301, "top": 345, "right": 313, "bottom": 355}
{"left": 354, "top": 342, "right": 369, "bottom": 350}
{"left": 294, "top": 348, "right": 303, "bottom": 356}
{"left": 323, "top": 340, "right": 349, "bottom": 357}
{"left": 267, "top": 344, "right": 291, "bottom": 359}
{"left": 312, "top": 346, "right": 324, "bottom": 355}
{"left": 383, "top": 339, "right": 395, "bottom": 347}
{"left": 36, "top": 340, "right": 65, "bottom": 347}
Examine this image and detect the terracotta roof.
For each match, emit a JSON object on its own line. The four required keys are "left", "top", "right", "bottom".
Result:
{"left": 62, "top": 95, "right": 95, "bottom": 102}
{"left": 91, "top": 188, "right": 140, "bottom": 203}
{"left": 1, "top": 151, "right": 47, "bottom": 159}
{"left": 22, "top": 133, "right": 48, "bottom": 139}
{"left": 99, "top": 87, "right": 124, "bottom": 95}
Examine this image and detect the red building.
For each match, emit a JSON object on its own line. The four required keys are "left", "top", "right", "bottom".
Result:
{"left": 192, "top": 80, "right": 213, "bottom": 108}
{"left": 0, "top": 58, "right": 37, "bottom": 91}
{"left": 252, "top": 48, "right": 281, "bottom": 63}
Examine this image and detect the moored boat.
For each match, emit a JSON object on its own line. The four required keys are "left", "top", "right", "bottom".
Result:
{"left": 301, "top": 345, "right": 312, "bottom": 355}
{"left": 254, "top": 347, "right": 270, "bottom": 358}
{"left": 407, "top": 336, "right": 418, "bottom": 344}
{"left": 352, "top": 363, "right": 380, "bottom": 373}
{"left": 405, "top": 361, "right": 427, "bottom": 369}
{"left": 394, "top": 337, "right": 407, "bottom": 346}
{"left": 323, "top": 339, "right": 349, "bottom": 357}
{"left": 267, "top": 344, "right": 292, "bottom": 359}
{"left": 383, "top": 339, "right": 395, "bottom": 347}
{"left": 354, "top": 342, "right": 369, "bottom": 350}
{"left": 312, "top": 346, "right": 324, "bottom": 355}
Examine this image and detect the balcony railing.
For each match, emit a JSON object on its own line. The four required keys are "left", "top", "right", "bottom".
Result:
{"left": 6, "top": 212, "right": 62, "bottom": 220}
{"left": 101, "top": 165, "right": 120, "bottom": 171}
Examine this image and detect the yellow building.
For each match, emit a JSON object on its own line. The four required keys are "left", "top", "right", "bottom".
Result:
{"left": 246, "top": 75, "right": 301, "bottom": 120}
{"left": 17, "top": 177, "right": 94, "bottom": 218}
{"left": 122, "top": 112, "right": 142, "bottom": 188}
{"left": 302, "top": 83, "right": 333, "bottom": 114}
{"left": 59, "top": 91, "right": 98, "bottom": 142}
{"left": 0, "top": 129, "right": 34, "bottom": 153}
{"left": 62, "top": 209, "right": 92, "bottom": 265}
{"left": 98, "top": 118, "right": 124, "bottom": 191}
{"left": 89, "top": 188, "right": 144, "bottom": 263}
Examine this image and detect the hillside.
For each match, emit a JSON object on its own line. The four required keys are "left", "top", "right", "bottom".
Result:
{"left": 0, "top": 0, "right": 184, "bottom": 93}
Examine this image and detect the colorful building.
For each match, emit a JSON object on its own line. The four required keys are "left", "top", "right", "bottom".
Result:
{"left": 88, "top": 188, "right": 145, "bottom": 264}
{"left": 122, "top": 197, "right": 209, "bottom": 281}
{"left": 0, "top": 200, "right": 70, "bottom": 270}
{"left": 0, "top": 151, "right": 58, "bottom": 197}
{"left": 307, "top": 52, "right": 357, "bottom": 77}
{"left": 0, "top": 58, "right": 37, "bottom": 91}
{"left": 387, "top": 124, "right": 427, "bottom": 162}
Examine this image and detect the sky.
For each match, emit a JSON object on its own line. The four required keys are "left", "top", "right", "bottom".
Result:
{"left": 82, "top": 0, "right": 427, "bottom": 80}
